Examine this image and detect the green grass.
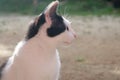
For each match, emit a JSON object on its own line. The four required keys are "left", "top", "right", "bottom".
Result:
{"left": 59, "top": 0, "right": 119, "bottom": 16}
{"left": 0, "top": 0, "right": 119, "bottom": 16}
{"left": 76, "top": 57, "right": 85, "bottom": 63}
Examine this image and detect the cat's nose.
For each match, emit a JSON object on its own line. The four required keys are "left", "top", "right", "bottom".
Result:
{"left": 73, "top": 33, "right": 77, "bottom": 39}
{"left": 71, "top": 30, "right": 77, "bottom": 39}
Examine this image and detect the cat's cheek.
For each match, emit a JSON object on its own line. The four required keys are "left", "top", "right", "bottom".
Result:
{"left": 63, "top": 32, "right": 75, "bottom": 44}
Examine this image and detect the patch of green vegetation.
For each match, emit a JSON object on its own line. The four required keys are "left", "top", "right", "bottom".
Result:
{"left": 60, "top": 0, "right": 119, "bottom": 16}
{"left": 76, "top": 56, "right": 85, "bottom": 63}
{"left": 0, "top": 0, "right": 119, "bottom": 16}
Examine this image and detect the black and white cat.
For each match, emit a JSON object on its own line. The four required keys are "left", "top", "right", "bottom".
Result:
{"left": 0, "top": 1, "right": 76, "bottom": 80}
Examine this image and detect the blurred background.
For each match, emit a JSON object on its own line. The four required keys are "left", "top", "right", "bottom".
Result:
{"left": 0, "top": 0, "right": 120, "bottom": 15}
{"left": 0, "top": 0, "right": 120, "bottom": 80}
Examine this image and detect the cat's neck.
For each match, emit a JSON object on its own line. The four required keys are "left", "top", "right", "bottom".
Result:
{"left": 24, "top": 36, "right": 57, "bottom": 55}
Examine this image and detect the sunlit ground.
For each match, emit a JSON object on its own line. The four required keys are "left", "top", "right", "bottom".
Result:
{"left": 0, "top": 15, "right": 120, "bottom": 80}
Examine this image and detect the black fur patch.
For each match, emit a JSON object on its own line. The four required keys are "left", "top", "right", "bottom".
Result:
{"left": 25, "top": 13, "right": 46, "bottom": 40}
{"left": 25, "top": 13, "right": 66, "bottom": 40}
{"left": 0, "top": 61, "right": 7, "bottom": 79}
{"left": 47, "top": 14, "right": 66, "bottom": 37}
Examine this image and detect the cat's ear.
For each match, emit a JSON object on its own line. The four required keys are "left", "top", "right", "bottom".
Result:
{"left": 34, "top": 1, "right": 59, "bottom": 29}
{"left": 44, "top": 1, "right": 59, "bottom": 17}
{"left": 44, "top": 1, "right": 59, "bottom": 26}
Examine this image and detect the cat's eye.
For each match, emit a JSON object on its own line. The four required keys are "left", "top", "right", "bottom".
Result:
{"left": 66, "top": 27, "right": 69, "bottom": 31}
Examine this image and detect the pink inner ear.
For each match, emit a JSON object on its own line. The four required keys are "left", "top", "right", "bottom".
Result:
{"left": 45, "top": 13, "right": 52, "bottom": 26}
{"left": 44, "top": 1, "right": 59, "bottom": 16}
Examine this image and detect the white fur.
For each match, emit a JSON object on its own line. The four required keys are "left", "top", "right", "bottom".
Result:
{"left": 1, "top": 16, "right": 76, "bottom": 80}
{"left": 1, "top": 1, "right": 76, "bottom": 80}
{"left": 2, "top": 39, "right": 61, "bottom": 80}
{"left": 3, "top": 41, "right": 26, "bottom": 74}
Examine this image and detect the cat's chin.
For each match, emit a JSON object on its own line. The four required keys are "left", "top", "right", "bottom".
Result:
{"left": 63, "top": 44, "right": 73, "bottom": 48}
{"left": 64, "top": 41, "right": 72, "bottom": 45}
{"left": 62, "top": 41, "right": 73, "bottom": 47}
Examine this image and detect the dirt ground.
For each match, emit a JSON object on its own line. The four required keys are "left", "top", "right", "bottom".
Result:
{"left": 0, "top": 14, "right": 120, "bottom": 80}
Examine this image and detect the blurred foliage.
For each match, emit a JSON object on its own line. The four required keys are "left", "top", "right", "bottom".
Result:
{"left": 0, "top": 0, "right": 119, "bottom": 15}
{"left": 61, "top": 0, "right": 118, "bottom": 15}
{"left": 0, "top": 0, "right": 52, "bottom": 14}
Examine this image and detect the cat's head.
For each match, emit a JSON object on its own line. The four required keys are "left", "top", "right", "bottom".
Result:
{"left": 26, "top": 1, "right": 76, "bottom": 45}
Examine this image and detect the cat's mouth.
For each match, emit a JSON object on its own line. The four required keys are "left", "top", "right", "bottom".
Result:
{"left": 64, "top": 41, "right": 72, "bottom": 45}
